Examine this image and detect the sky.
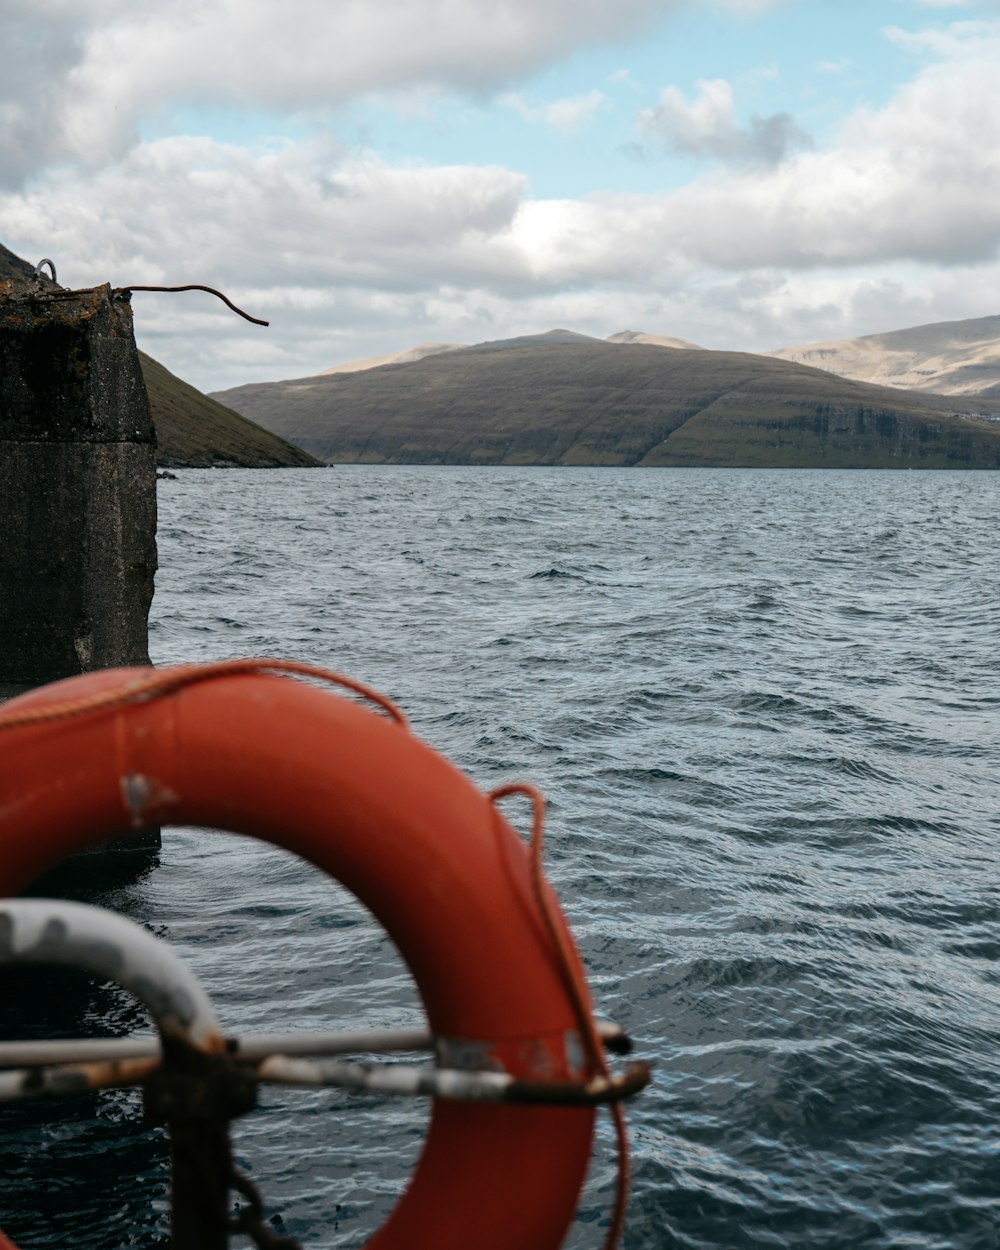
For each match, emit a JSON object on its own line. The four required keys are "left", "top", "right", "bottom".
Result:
{"left": 2, "top": 0, "right": 999, "bottom": 393}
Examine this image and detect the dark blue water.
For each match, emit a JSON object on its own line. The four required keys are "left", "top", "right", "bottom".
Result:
{"left": 2, "top": 467, "right": 998, "bottom": 1249}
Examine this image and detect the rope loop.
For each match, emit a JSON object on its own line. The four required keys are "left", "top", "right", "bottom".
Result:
{"left": 488, "top": 783, "right": 633, "bottom": 1250}
{"left": 0, "top": 658, "right": 408, "bottom": 733}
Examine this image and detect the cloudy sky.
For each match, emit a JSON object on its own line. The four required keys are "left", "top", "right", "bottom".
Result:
{"left": 2, "top": 0, "right": 999, "bottom": 392}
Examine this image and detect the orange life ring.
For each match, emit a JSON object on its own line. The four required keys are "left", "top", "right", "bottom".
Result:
{"left": 0, "top": 663, "right": 600, "bottom": 1250}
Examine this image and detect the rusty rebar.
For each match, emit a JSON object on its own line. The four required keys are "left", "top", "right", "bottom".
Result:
{"left": 113, "top": 283, "right": 269, "bottom": 325}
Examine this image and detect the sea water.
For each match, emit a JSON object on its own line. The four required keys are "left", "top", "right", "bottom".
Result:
{"left": 0, "top": 466, "right": 997, "bottom": 1249}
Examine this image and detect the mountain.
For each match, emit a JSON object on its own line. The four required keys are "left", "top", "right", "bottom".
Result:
{"left": 0, "top": 242, "right": 319, "bottom": 468}
{"left": 607, "top": 330, "right": 702, "bottom": 349}
{"left": 211, "top": 335, "right": 1000, "bottom": 469}
{"left": 320, "top": 341, "right": 464, "bottom": 375}
{"left": 772, "top": 315, "right": 1000, "bottom": 396}
{"left": 318, "top": 328, "right": 698, "bottom": 377}
{"left": 467, "top": 328, "right": 603, "bottom": 350}
{"left": 0, "top": 242, "right": 35, "bottom": 283}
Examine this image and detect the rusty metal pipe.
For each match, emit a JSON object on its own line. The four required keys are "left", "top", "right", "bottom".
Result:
{"left": 0, "top": 1020, "right": 628, "bottom": 1070}
{"left": 257, "top": 1055, "right": 652, "bottom": 1106}
{"left": 0, "top": 1055, "right": 160, "bottom": 1102}
{"left": 0, "top": 1027, "right": 432, "bottom": 1069}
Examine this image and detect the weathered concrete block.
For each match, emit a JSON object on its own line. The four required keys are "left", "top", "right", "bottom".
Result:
{"left": 0, "top": 279, "right": 157, "bottom": 694}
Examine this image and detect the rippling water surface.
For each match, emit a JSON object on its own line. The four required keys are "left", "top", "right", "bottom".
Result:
{"left": 2, "top": 467, "right": 998, "bottom": 1249}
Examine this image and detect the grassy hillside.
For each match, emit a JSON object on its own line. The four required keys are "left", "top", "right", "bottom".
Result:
{"left": 138, "top": 353, "right": 320, "bottom": 468}
{"left": 1, "top": 242, "right": 319, "bottom": 468}
{"left": 213, "top": 339, "right": 1000, "bottom": 469}
{"left": 0, "top": 242, "right": 35, "bottom": 282}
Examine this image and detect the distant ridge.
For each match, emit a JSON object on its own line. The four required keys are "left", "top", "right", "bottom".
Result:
{"left": 320, "top": 342, "right": 463, "bottom": 375}
{"left": 772, "top": 314, "right": 1000, "bottom": 396}
{"left": 464, "top": 328, "right": 603, "bottom": 351}
{"left": 318, "top": 328, "right": 702, "bottom": 377}
{"left": 212, "top": 333, "right": 1000, "bottom": 470}
{"left": 607, "top": 330, "right": 702, "bottom": 350}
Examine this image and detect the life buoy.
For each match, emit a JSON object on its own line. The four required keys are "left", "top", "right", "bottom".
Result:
{"left": 0, "top": 661, "right": 605, "bottom": 1250}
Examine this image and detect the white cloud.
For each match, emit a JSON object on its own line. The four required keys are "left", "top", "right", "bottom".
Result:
{"left": 501, "top": 90, "right": 609, "bottom": 133}
{"left": 621, "top": 20, "right": 1000, "bottom": 271}
{"left": 882, "top": 19, "right": 998, "bottom": 54}
{"left": 0, "top": 0, "right": 674, "bottom": 187}
{"left": 1, "top": 138, "right": 530, "bottom": 293}
{"left": 719, "top": 0, "right": 790, "bottom": 11}
{"left": 637, "top": 78, "right": 813, "bottom": 165}
{"left": 3, "top": 7, "right": 1000, "bottom": 391}
{"left": 816, "top": 58, "right": 852, "bottom": 74}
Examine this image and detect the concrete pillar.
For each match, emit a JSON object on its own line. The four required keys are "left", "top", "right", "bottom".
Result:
{"left": 0, "top": 275, "right": 157, "bottom": 697}
{"left": 0, "top": 272, "right": 160, "bottom": 865}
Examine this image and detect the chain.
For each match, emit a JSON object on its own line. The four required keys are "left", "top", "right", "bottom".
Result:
{"left": 228, "top": 1165, "right": 304, "bottom": 1250}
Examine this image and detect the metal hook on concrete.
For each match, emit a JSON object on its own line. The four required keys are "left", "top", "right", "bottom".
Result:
{"left": 33, "top": 259, "right": 57, "bottom": 282}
